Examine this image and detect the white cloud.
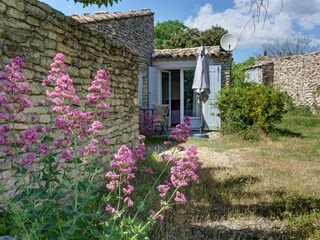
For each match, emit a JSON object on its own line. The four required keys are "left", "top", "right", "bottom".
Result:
{"left": 184, "top": 1, "right": 320, "bottom": 49}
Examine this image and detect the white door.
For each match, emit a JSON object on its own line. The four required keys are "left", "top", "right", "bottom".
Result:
{"left": 203, "top": 65, "right": 221, "bottom": 130}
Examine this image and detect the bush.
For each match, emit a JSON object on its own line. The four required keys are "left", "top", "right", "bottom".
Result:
{"left": 215, "top": 82, "right": 287, "bottom": 138}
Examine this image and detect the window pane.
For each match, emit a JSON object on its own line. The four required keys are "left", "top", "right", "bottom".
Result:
{"left": 184, "top": 70, "right": 200, "bottom": 117}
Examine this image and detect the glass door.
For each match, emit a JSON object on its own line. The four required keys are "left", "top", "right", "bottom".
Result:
{"left": 182, "top": 70, "right": 200, "bottom": 129}
{"left": 161, "top": 71, "right": 171, "bottom": 126}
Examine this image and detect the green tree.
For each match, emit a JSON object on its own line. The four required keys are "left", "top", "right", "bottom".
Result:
{"left": 163, "top": 28, "right": 201, "bottom": 49}
{"left": 232, "top": 57, "right": 256, "bottom": 85}
{"left": 70, "top": 0, "right": 122, "bottom": 7}
{"left": 155, "top": 20, "right": 228, "bottom": 49}
{"left": 199, "top": 25, "right": 228, "bottom": 46}
{"left": 154, "top": 20, "right": 188, "bottom": 49}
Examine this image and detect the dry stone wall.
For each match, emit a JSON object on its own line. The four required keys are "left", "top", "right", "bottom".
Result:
{"left": 71, "top": 10, "right": 154, "bottom": 108}
{"left": 272, "top": 53, "right": 320, "bottom": 110}
{"left": 246, "top": 53, "right": 320, "bottom": 111}
{"left": 0, "top": 0, "right": 140, "bottom": 191}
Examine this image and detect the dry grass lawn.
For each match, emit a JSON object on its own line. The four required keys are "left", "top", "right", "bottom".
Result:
{"left": 150, "top": 110, "right": 320, "bottom": 239}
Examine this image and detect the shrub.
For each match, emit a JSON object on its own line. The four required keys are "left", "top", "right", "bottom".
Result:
{"left": 215, "top": 82, "right": 287, "bottom": 138}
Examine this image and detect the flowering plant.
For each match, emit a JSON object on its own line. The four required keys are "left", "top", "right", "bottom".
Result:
{"left": 139, "top": 109, "right": 157, "bottom": 135}
{"left": 0, "top": 55, "right": 200, "bottom": 239}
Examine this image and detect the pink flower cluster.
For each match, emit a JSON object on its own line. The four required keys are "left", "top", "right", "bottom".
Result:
{"left": 155, "top": 117, "right": 199, "bottom": 217}
{"left": 139, "top": 110, "right": 157, "bottom": 135}
{"left": 170, "top": 145, "right": 199, "bottom": 188}
{"left": 0, "top": 56, "right": 32, "bottom": 121}
{"left": 169, "top": 116, "right": 191, "bottom": 143}
{"left": 105, "top": 144, "right": 147, "bottom": 213}
{"left": 42, "top": 53, "right": 111, "bottom": 165}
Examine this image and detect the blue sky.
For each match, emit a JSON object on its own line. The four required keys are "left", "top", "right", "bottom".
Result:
{"left": 41, "top": 0, "right": 320, "bottom": 62}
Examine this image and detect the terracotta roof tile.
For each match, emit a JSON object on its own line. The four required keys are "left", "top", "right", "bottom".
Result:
{"left": 152, "top": 46, "right": 228, "bottom": 60}
{"left": 70, "top": 9, "right": 154, "bottom": 23}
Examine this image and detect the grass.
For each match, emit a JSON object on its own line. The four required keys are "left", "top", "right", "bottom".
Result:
{"left": 148, "top": 108, "right": 320, "bottom": 239}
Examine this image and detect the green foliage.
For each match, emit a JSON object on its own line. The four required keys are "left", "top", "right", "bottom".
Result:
{"left": 154, "top": 20, "right": 228, "bottom": 49}
{"left": 199, "top": 25, "right": 228, "bottom": 46}
{"left": 164, "top": 28, "right": 201, "bottom": 49}
{"left": 215, "top": 82, "right": 287, "bottom": 139}
{"left": 232, "top": 57, "right": 256, "bottom": 84}
{"left": 154, "top": 20, "right": 188, "bottom": 49}
{"left": 70, "top": 0, "right": 121, "bottom": 7}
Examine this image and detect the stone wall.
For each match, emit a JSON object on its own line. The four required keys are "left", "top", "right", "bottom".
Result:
{"left": 0, "top": 0, "right": 140, "bottom": 191}
{"left": 71, "top": 10, "right": 154, "bottom": 108}
{"left": 246, "top": 53, "right": 320, "bottom": 110}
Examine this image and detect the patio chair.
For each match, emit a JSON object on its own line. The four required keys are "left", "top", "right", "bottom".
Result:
{"left": 154, "top": 104, "right": 169, "bottom": 135}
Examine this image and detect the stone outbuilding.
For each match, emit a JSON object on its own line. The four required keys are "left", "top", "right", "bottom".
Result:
{"left": 71, "top": 10, "right": 232, "bottom": 130}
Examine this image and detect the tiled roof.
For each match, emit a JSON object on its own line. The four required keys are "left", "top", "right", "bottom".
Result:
{"left": 152, "top": 46, "right": 229, "bottom": 60}
{"left": 70, "top": 9, "right": 153, "bottom": 23}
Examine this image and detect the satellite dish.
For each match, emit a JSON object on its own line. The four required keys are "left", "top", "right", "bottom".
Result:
{"left": 220, "top": 33, "right": 238, "bottom": 52}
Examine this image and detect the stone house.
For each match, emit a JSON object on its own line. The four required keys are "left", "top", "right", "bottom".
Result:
{"left": 71, "top": 10, "right": 232, "bottom": 130}
{"left": 246, "top": 53, "right": 320, "bottom": 111}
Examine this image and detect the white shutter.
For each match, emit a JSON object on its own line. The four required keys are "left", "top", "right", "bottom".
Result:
{"left": 148, "top": 66, "right": 157, "bottom": 109}
{"left": 203, "top": 65, "right": 221, "bottom": 130}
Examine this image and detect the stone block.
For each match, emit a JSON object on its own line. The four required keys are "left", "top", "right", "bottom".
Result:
{"left": 25, "top": 4, "right": 46, "bottom": 20}
{"left": 24, "top": 49, "right": 40, "bottom": 64}
{"left": 0, "top": 2, "right": 6, "bottom": 14}
{"left": 2, "top": 42, "right": 24, "bottom": 57}
{"left": 5, "top": 0, "right": 25, "bottom": 12}
{"left": 30, "top": 38, "right": 44, "bottom": 51}
{"left": 25, "top": 16, "right": 40, "bottom": 27}
{"left": 5, "top": 7, "right": 25, "bottom": 20}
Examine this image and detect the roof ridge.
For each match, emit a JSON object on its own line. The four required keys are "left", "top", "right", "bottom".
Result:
{"left": 70, "top": 9, "right": 154, "bottom": 22}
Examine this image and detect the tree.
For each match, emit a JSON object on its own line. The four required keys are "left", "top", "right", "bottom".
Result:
{"left": 154, "top": 20, "right": 188, "bottom": 49}
{"left": 155, "top": 20, "right": 228, "bottom": 49}
{"left": 163, "top": 28, "right": 202, "bottom": 49}
{"left": 69, "top": 0, "right": 122, "bottom": 7}
{"left": 262, "top": 33, "right": 316, "bottom": 56}
{"left": 199, "top": 25, "right": 228, "bottom": 46}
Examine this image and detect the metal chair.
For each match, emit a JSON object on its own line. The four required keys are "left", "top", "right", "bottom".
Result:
{"left": 154, "top": 104, "right": 169, "bottom": 135}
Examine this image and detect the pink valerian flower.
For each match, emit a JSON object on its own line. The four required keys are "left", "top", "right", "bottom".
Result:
{"left": 13, "top": 152, "right": 36, "bottom": 169}
{"left": 110, "top": 145, "right": 135, "bottom": 173}
{"left": 85, "top": 69, "right": 110, "bottom": 120}
{"left": 148, "top": 209, "right": 164, "bottom": 221}
{"left": 164, "top": 141, "right": 172, "bottom": 147}
{"left": 0, "top": 56, "right": 32, "bottom": 117}
{"left": 58, "top": 163, "right": 66, "bottom": 170}
{"left": 123, "top": 185, "right": 134, "bottom": 195}
{"left": 170, "top": 145, "right": 200, "bottom": 188}
{"left": 88, "top": 121, "right": 102, "bottom": 134}
{"left": 123, "top": 197, "right": 133, "bottom": 207}
{"left": 59, "top": 150, "right": 73, "bottom": 161}
{"left": 106, "top": 205, "right": 118, "bottom": 214}
{"left": 106, "top": 181, "right": 119, "bottom": 191}
{"left": 169, "top": 116, "right": 191, "bottom": 143}
{"left": 174, "top": 191, "right": 187, "bottom": 205}
{"left": 37, "top": 145, "right": 49, "bottom": 155}
{"left": 139, "top": 110, "right": 157, "bottom": 135}
{"left": 105, "top": 171, "right": 120, "bottom": 180}
{"left": 18, "top": 129, "right": 39, "bottom": 145}
{"left": 132, "top": 143, "right": 145, "bottom": 162}
{"left": 42, "top": 53, "right": 110, "bottom": 142}
{"left": 160, "top": 153, "right": 175, "bottom": 162}
{"left": 157, "top": 184, "right": 171, "bottom": 198}
{"left": 140, "top": 167, "right": 154, "bottom": 175}
{"left": 1, "top": 146, "right": 12, "bottom": 156}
